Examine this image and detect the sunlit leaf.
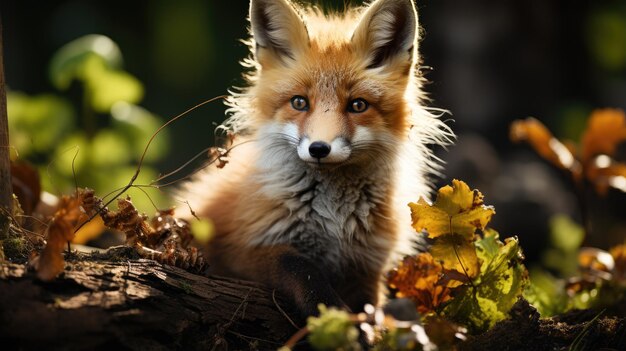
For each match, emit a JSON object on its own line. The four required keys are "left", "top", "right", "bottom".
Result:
{"left": 49, "top": 34, "right": 123, "bottom": 90}
{"left": 90, "top": 129, "right": 132, "bottom": 167}
{"left": 581, "top": 109, "right": 626, "bottom": 163}
{"left": 442, "top": 235, "right": 527, "bottom": 333}
{"left": 609, "top": 244, "right": 626, "bottom": 282}
{"left": 542, "top": 215, "right": 584, "bottom": 277}
{"left": 111, "top": 102, "right": 168, "bottom": 162}
{"left": 36, "top": 189, "right": 92, "bottom": 281}
{"left": 387, "top": 253, "right": 459, "bottom": 314}
{"left": 550, "top": 215, "right": 585, "bottom": 252}
{"left": 510, "top": 117, "right": 580, "bottom": 175}
{"left": 52, "top": 133, "right": 90, "bottom": 177}
{"left": 409, "top": 180, "right": 495, "bottom": 239}
{"left": 430, "top": 234, "right": 480, "bottom": 280}
{"left": 578, "top": 247, "right": 615, "bottom": 274}
{"left": 80, "top": 55, "right": 144, "bottom": 113}
{"left": 7, "top": 92, "right": 75, "bottom": 155}
{"left": 91, "top": 166, "right": 168, "bottom": 212}
{"left": 523, "top": 269, "right": 569, "bottom": 317}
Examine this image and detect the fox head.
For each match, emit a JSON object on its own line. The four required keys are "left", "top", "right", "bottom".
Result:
{"left": 225, "top": 0, "right": 450, "bottom": 172}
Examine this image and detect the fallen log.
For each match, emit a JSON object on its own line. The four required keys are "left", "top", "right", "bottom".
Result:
{"left": 0, "top": 254, "right": 301, "bottom": 350}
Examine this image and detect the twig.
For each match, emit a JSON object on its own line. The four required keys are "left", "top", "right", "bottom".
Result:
{"left": 272, "top": 289, "right": 301, "bottom": 329}
{"left": 283, "top": 327, "right": 310, "bottom": 349}
{"left": 73, "top": 95, "right": 227, "bottom": 233}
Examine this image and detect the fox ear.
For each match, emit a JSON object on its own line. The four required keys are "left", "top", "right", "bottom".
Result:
{"left": 352, "top": 0, "right": 418, "bottom": 70}
{"left": 250, "top": 0, "right": 309, "bottom": 66}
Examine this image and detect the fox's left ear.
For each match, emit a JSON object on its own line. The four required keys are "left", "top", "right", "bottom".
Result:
{"left": 352, "top": 0, "right": 418, "bottom": 70}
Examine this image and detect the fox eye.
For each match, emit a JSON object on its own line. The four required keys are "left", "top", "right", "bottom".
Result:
{"left": 348, "top": 98, "right": 369, "bottom": 113}
{"left": 290, "top": 96, "right": 309, "bottom": 111}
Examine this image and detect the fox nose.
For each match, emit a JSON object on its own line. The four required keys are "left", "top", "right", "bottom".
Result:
{"left": 309, "top": 141, "right": 331, "bottom": 159}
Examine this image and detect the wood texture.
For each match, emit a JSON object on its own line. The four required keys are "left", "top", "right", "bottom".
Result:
{"left": 0, "top": 12, "right": 13, "bottom": 240}
{"left": 0, "top": 257, "right": 302, "bottom": 350}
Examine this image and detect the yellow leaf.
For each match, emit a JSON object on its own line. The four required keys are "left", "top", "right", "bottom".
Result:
{"left": 409, "top": 180, "right": 495, "bottom": 239}
{"left": 430, "top": 234, "right": 481, "bottom": 280}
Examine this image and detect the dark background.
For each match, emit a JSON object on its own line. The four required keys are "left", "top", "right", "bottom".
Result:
{"left": 2, "top": 0, "right": 625, "bottom": 263}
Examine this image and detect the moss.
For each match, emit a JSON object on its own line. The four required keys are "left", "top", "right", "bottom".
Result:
{"left": 2, "top": 235, "right": 30, "bottom": 262}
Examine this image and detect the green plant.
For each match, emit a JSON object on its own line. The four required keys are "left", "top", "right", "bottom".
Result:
{"left": 8, "top": 35, "right": 170, "bottom": 215}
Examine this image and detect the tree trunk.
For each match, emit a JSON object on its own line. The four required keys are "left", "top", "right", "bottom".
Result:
{"left": 0, "top": 9, "right": 14, "bottom": 243}
{"left": 0, "top": 256, "right": 301, "bottom": 350}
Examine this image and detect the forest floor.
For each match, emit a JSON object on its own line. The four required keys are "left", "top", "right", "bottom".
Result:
{"left": 1, "top": 249, "right": 624, "bottom": 350}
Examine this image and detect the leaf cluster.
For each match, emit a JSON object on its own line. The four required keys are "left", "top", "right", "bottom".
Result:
{"left": 510, "top": 109, "right": 626, "bottom": 195}
{"left": 29, "top": 188, "right": 211, "bottom": 281}
{"left": 388, "top": 180, "right": 528, "bottom": 334}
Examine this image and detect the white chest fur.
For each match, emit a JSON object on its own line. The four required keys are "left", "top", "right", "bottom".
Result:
{"left": 248, "top": 123, "right": 396, "bottom": 273}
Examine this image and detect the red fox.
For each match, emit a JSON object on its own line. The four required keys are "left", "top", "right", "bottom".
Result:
{"left": 181, "top": 0, "right": 452, "bottom": 318}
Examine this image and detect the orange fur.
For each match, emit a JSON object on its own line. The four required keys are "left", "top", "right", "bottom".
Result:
{"left": 180, "top": 0, "right": 453, "bottom": 318}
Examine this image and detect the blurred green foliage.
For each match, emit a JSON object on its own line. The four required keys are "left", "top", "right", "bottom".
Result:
{"left": 586, "top": 7, "right": 626, "bottom": 73}
{"left": 306, "top": 305, "right": 361, "bottom": 351}
{"left": 8, "top": 34, "right": 170, "bottom": 212}
{"left": 542, "top": 215, "right": 585, "bottom": 277}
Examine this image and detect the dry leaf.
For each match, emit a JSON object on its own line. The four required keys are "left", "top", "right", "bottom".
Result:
{"left": 581, "top": 109, "right": 626, "bottom": 163}
{"left": 387, "top": 253, "right": 458, "bottom": 314}
{"left": 510, "top": 117, "right": 581, "bottom": 175}
{"left": 609, "top": 244, "right": 626, "bottom": 282}
{"left": 36, "top": 189, "right": 92, "bottom": 281}
{"left": 10, "top": 161, "right": 41, "bottom": 216}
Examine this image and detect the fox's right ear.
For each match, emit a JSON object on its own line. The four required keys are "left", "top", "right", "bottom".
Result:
{"left": 249, "top": 0, "right": 309, "bottom": 68}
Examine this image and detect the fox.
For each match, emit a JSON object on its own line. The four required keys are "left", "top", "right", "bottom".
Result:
{"left": 181, "top": 0, "right": 452, "bottom": 319}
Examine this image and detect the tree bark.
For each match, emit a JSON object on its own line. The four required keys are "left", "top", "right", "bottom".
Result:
{"left": 0, "top": 10, "right": 13, "bottom": 243}
{"left": 0, "top": 256, "right": 302, "bottom": 350}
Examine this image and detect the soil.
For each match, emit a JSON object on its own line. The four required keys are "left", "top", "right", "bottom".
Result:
{"left": 462, "top": 298, "right": 626, "bottom": 351}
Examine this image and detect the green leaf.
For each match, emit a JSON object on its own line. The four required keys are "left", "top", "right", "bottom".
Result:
{"left": 7, "top": 92, "right": 75, "bottom": 155}
{"left": 90, "top": 129, "right": 133, "bottom": 167}
{"left": 586, "top": 10, "right": 626, "bottom": 71}
{"left": 307, "top": 304, "right": 360, "bottom": 351}
{"left": 49, "top": 34, "right": 123, "bottom": 90}
{"left": 52, "top": 132, "right": 90, "bottom": 177}
{"left": 111, "top": 102, "right": 168, "bottom": 161}
{"left": 442, "top": 233, "right": 528, "bottom": 333}
{"left": 523, "top": 268, "right": 569, "bottom": 317}
{"left": 542, "top": 215, "right": 585, "bottom": 277}
{"left": 82, "top": 56, "right": 144, "bottom": 113}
